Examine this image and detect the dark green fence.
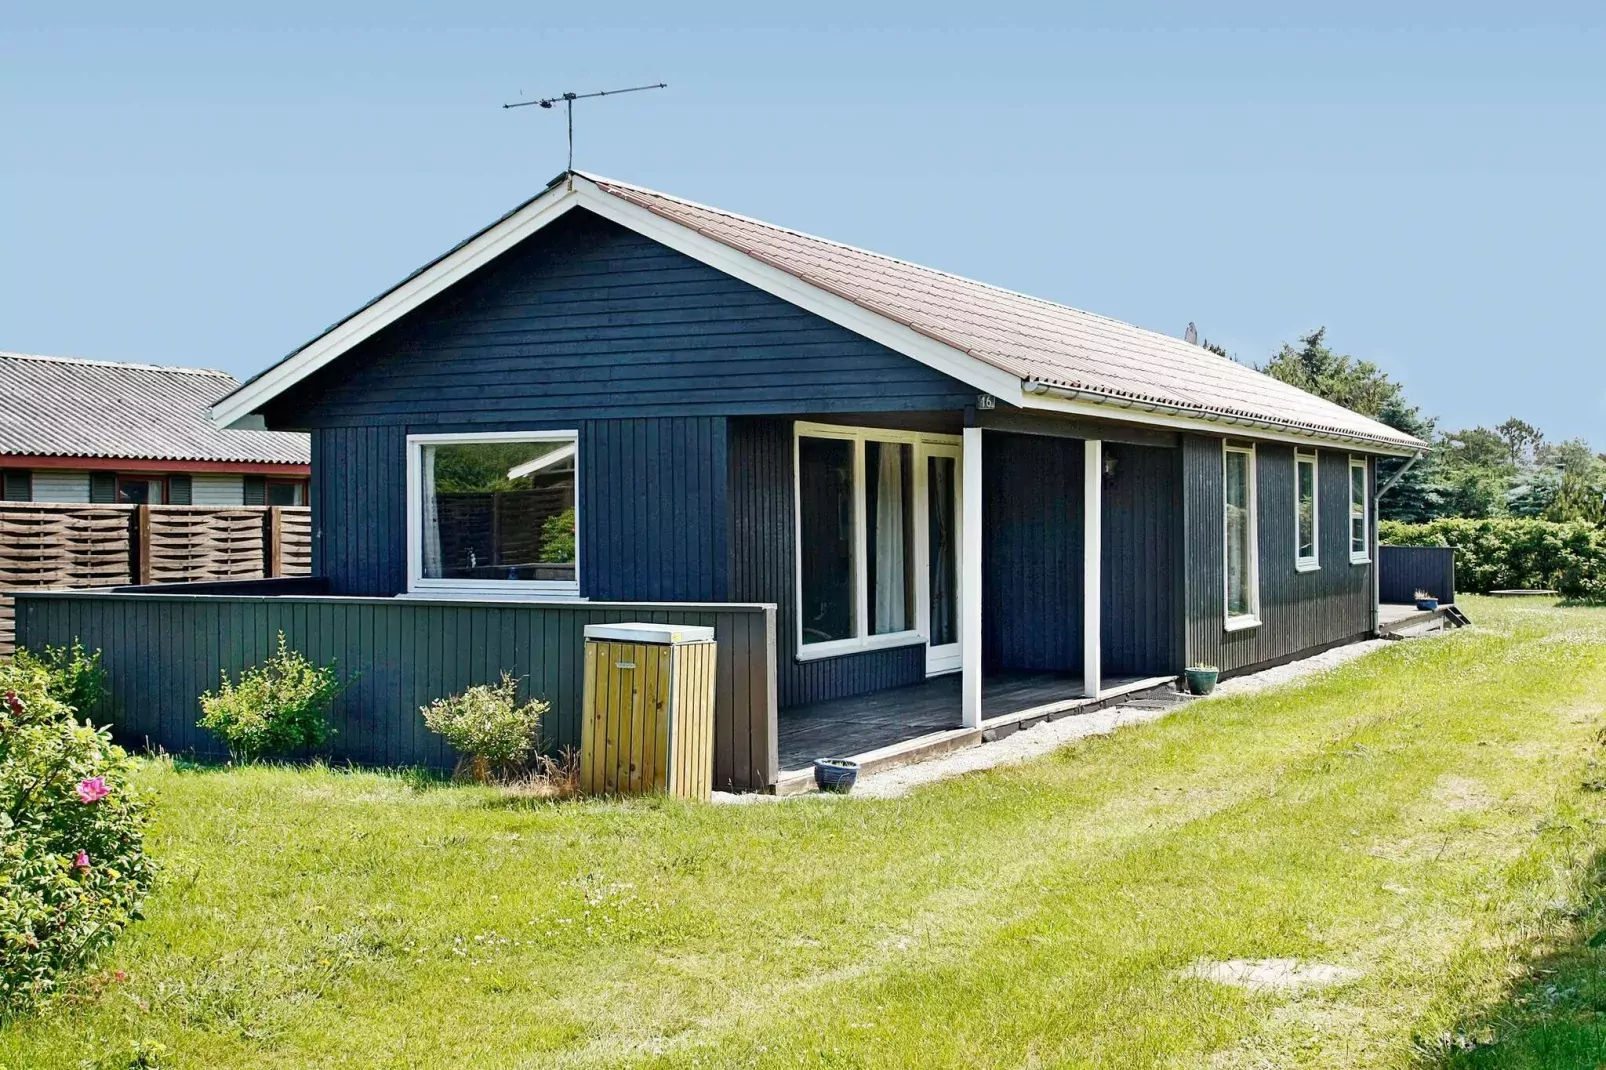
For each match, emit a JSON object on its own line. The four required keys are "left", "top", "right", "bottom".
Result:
{"left": 14, "top": 588, "right": 778, "bottom": 791}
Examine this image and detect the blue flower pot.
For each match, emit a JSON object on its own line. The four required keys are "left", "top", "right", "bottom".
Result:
{"left": 1184, "top": 667, "right": 1219, "bottom": 696}
{"left": 813, "top": 758, "right": 859, "bottom": 794}
{"left": 1416, "top": 597, "right": 1439, "bottom": 611}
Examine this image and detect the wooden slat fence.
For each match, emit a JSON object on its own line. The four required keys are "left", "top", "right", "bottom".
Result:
{"left": 14, "top": 589, "right": 780, "bottom": 792}
{"left": 0, "top": 504, "right": 311, "bottom": 654}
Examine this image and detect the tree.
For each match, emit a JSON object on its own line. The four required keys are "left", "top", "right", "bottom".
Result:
{"left": 1260, "top": 328, "right": 1443, "bottom": 521}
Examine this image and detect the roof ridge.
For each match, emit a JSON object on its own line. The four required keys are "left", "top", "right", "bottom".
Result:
{"left": 0, "top": 351, "right": 236, "bottom": 378}
{"left": 579, "top": 171, "right": 1214, "bottom": 356}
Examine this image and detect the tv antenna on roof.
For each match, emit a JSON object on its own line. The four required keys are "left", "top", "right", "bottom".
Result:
{"left": 503, "top": 82, "right": 668, "bottom": 175}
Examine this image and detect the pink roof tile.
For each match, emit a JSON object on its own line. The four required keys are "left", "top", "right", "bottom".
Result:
{"left": 587, "top": 174, "right": 1424, "bottom": 451}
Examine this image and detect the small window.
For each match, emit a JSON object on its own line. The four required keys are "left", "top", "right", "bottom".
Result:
{"left": 265, "top": 480, "right": 306, "bottom": 506}
{"left": 116, "top": 476, "right": 165, "bottom": 505}
{"left": 410, "top": 432, "right": 578, "bottom": 594}
{"left": 1223, "top": 444, "right": 1259, "bottom": 629}
{"left": 1349, "top": 458, "right": 1370, "bottom": 563}
{"left": 797, "top": 435, "right": 857, "bottom": 644}
{"left": 1295, "top": 452, "right": 1319, "bottom": 572}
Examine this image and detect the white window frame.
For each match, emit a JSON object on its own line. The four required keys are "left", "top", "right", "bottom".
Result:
{"left": 793, "top": 421, "right": 958, "bottom": 662}
{"left": 1294, "top": 451, "right": 1320, "bottom": 573}
{"left": 1349, "top": 456, "right": 1371, "bottom": 565}
{"left": 1223, "top": 442, "right": 1261, "bottom": 632}
{"left": 405, "top": 429, "right": 581, "bottom": 597}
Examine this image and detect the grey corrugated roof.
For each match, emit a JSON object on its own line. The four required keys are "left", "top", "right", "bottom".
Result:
{"left": 0, "top": 352, "right": 309, "bottom": 464}
{"left": 585, "top": 174, "right": 1425, "bottom": 451}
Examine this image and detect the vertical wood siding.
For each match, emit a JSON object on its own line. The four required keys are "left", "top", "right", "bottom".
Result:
{"left": 1100, "top": 442, "right": 1185, "bottom": 676}
{"left": 267, "top": 209, "right": 977, "bottom": 429}
{"left": 16, "top": 591, "right": 777, "bottom": 791}
{"left": 1378, "top": 545, "right": 1455, "bottom": 604}
{"left": 311, "top": 426, "right": 408, "bottom": 596}
{"left": 727, "top": 417, "right": 927, "bottom": 708}
{"left": 1183, "top": 435, "right": 1375, "bottom": 674}
{"left": 981, "top": 431, "right": 1085, "bottom": 672}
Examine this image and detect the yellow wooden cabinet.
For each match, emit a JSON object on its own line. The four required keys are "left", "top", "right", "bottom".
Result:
{"left": 580, "top": 623, "right": 717, "bottom": 801}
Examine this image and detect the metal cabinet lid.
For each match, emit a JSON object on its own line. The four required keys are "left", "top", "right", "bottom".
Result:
{"left": 583, "top": 622, "right": 715, "bottom": 645}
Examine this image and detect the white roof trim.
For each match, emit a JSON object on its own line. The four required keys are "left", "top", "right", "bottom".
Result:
{"left": 209, "top": 174, "right": 1013, "bottom": 429}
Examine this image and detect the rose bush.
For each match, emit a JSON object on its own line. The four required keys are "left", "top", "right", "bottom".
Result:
{"left": 0, "top": 683, "right": 152, "bottom": 1017}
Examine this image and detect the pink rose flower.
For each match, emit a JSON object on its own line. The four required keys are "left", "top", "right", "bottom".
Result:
{"left": 76, "top": 777, "right": 109, "bottom": 804}
{"left": 73, "top": 850, "right": 90, "bottom": 870}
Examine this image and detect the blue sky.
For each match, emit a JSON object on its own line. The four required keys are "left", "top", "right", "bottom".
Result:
{"left": 3, "top": 3, "right": 1603, "bottom": 446}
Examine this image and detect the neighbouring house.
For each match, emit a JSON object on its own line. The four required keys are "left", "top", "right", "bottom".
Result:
{"left": 17, "top": 171, "right": 1430, "bottom": 791}
{"left": 0, "top": 352, "right": 310, "bottom": 504}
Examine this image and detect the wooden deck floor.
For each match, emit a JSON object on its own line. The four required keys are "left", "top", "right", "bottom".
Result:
{"left": 776, "top": 672, "right": 1152, "bottom": 771}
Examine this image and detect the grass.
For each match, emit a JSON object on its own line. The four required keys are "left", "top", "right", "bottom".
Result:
{"left": 4, "top": 596, "right": 1606, "bottom": 1069}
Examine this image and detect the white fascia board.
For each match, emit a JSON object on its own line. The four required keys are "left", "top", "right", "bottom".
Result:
{"left": 565, "top": 178, "right": 1023, "bottom": 402}
{"left": 211, "top": 175, "right": 1020, "bottom": 429}
{"left": 1014, "top": 388, "right": 1422, "bottom": 457}
{"left": 209, "top": 182, "right": 586, "bottom": 429}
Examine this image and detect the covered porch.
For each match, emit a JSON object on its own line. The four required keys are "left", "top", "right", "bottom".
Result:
{"left": 776, "top": 415, "right": 1185, "bottom": 776}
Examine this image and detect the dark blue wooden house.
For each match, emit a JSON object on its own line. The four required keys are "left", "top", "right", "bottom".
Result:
{"left": 18, "top": 171, "right": 1428, "bottom": 792}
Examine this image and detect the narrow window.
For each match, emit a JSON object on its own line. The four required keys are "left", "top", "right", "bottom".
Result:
{"left": 1349, "top": 457, "right": 1370, "bottom": 563}
{"left": 865, "top": 440, "right": 915, "bottom": 636}
{"left": 412, "top": 433, "right": 578, "bottom": 593}
{"left": 115, "top": 475, "right": 166, "bottom": 504}
{"left": 1295, "top": 452, "right": 1319, "bottom": 571}
{"left": 1224, "top": 444, "right": 1259, "bottom": 628}
{"left": 797, "top": 435, "right": 857, "bottom": 644}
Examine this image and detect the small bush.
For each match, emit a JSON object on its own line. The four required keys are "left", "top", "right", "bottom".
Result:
{"left": 14, "top": 641, "right": 109, "bottom": 716}
{"left": 421, "top": 673, "right": 548, "bottom": 782}
{"left": 197, "top": 633, "right": 344, "bottom": 762}
{"left": 1381, "top": 517, "right": 1606, "bottom": 601}
{"left": 539, "top": 506, "right": 576, "bottom": 563}
{"left": 0, "top": 692, "right": 153, "bottom": 1017}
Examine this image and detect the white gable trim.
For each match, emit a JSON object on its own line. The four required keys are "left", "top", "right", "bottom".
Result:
{"left": 209, "top": 175, "right": 1014, "bottom": 429}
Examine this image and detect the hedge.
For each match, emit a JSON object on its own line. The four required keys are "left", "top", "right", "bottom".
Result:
{"left": 1380, "top": 517, "right": 1606, "bottom": 600}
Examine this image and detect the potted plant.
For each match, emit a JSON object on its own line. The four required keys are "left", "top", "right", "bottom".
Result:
{"left": 1184, "top": 664, "right": 1219, "bottom": 696}
{"left": 813, "top": 757, "right": 859, "bottom": 794}
{"left": 1414, "top": 588, "right": 1439, "bottom": 612}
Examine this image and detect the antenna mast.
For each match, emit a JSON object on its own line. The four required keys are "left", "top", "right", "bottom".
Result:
{"left": 503, "top": 82, "right": 667, "bottom": 174}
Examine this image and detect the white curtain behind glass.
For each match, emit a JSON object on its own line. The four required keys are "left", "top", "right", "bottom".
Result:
{"left": 421, "top": 447, "right": 443, "bottom": 577}
{"left": 874, "top": 445, "right": 907, "bottom": 633}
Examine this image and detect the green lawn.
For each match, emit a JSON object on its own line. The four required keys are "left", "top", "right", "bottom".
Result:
{"left": 5, "top": 597, "right": 1606, "bottom": 1069}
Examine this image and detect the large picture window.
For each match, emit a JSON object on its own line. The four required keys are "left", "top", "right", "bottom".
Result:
{"left": 408, "top": 431, "right": 578, "bottom": 594}
{"left": 794, "top": 423, "right": 948, "bottom": 660}
{"left": 1349, "top": 457, "right": 1370, "bottom": 563}
{"left": 1295, "top": 452, "right": 1319, "bottom": 572}
{"left": 1224, "top": 444, "right": 1260, "bottom": 629}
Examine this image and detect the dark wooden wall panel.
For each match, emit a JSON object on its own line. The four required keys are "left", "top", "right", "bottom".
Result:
{"left": 982, "top": 431, "right": 1084, "bottom": 673}
{"left": 16, "top": 591, "right": 777, "bottom": 791}
{"left": 311, "top": 426, "right": 408, "bottom": 597}
{"left": 1183, "top": 436, "right": 1376, "bottom": 675}
{"left": 1100, "top": 442, "right": 1184, "bottom": 676}
{"left": 267, "top": 210, "right": 976, "bottom": 430}
{"left": 727, "top": 417, "right": 928, "bottom": 708}
{"left": 1378, "top": 545, "right": 1455, "bottom": 604}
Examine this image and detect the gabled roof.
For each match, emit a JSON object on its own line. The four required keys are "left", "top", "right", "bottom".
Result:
{"left": 212, "top": 172, "right": 1426, "bottom": 454}
{"left": 0, "top": 352, "right": 309, "bottom": 465}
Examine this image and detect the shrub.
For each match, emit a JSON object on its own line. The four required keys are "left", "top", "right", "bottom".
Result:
{"left": 0, "top": 692, "right": 153, "bottom": 1017}
{"left": 13, "top": 641, "right": 108, "bottom": 716}
{"left": 197, "top": 633, "right": 344, "bottom": 762}
{"left": 1381, "top": 517, "right": 1606, "bottom": 600}
{"left": 539, "top": 507, "right": 576, "bottom": 564}
{"left": 421, "top": 673, "right": 547, "bottom": 782}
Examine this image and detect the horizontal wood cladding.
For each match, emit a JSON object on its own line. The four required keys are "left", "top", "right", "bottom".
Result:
{"left": 312, "top": 418, "right": 729, "bottom": 600}
{"left": 727, "top": 417, "right": 927, "bottom": 708}
{"left": 267, "top": 209, "right": 977, "bottom": 430}
{"left": 1183, "top": 435, "right": 1374, "bottom": 674}
{"left": 1100, "top": 442, "right": 1184, "bottom": 676}
{"left": 16, "top": 592, "right": 777, "bottom": 791}
{"left": 982, "top": 431, "right": 1084, "bottom": 673}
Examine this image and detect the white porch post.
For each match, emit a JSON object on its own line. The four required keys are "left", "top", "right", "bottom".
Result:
{"left": 1083, "top": 439, "right": 1102, "bottom": 699}
{"left": 961, "top": 427, "right": 983, "bottom": 729}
